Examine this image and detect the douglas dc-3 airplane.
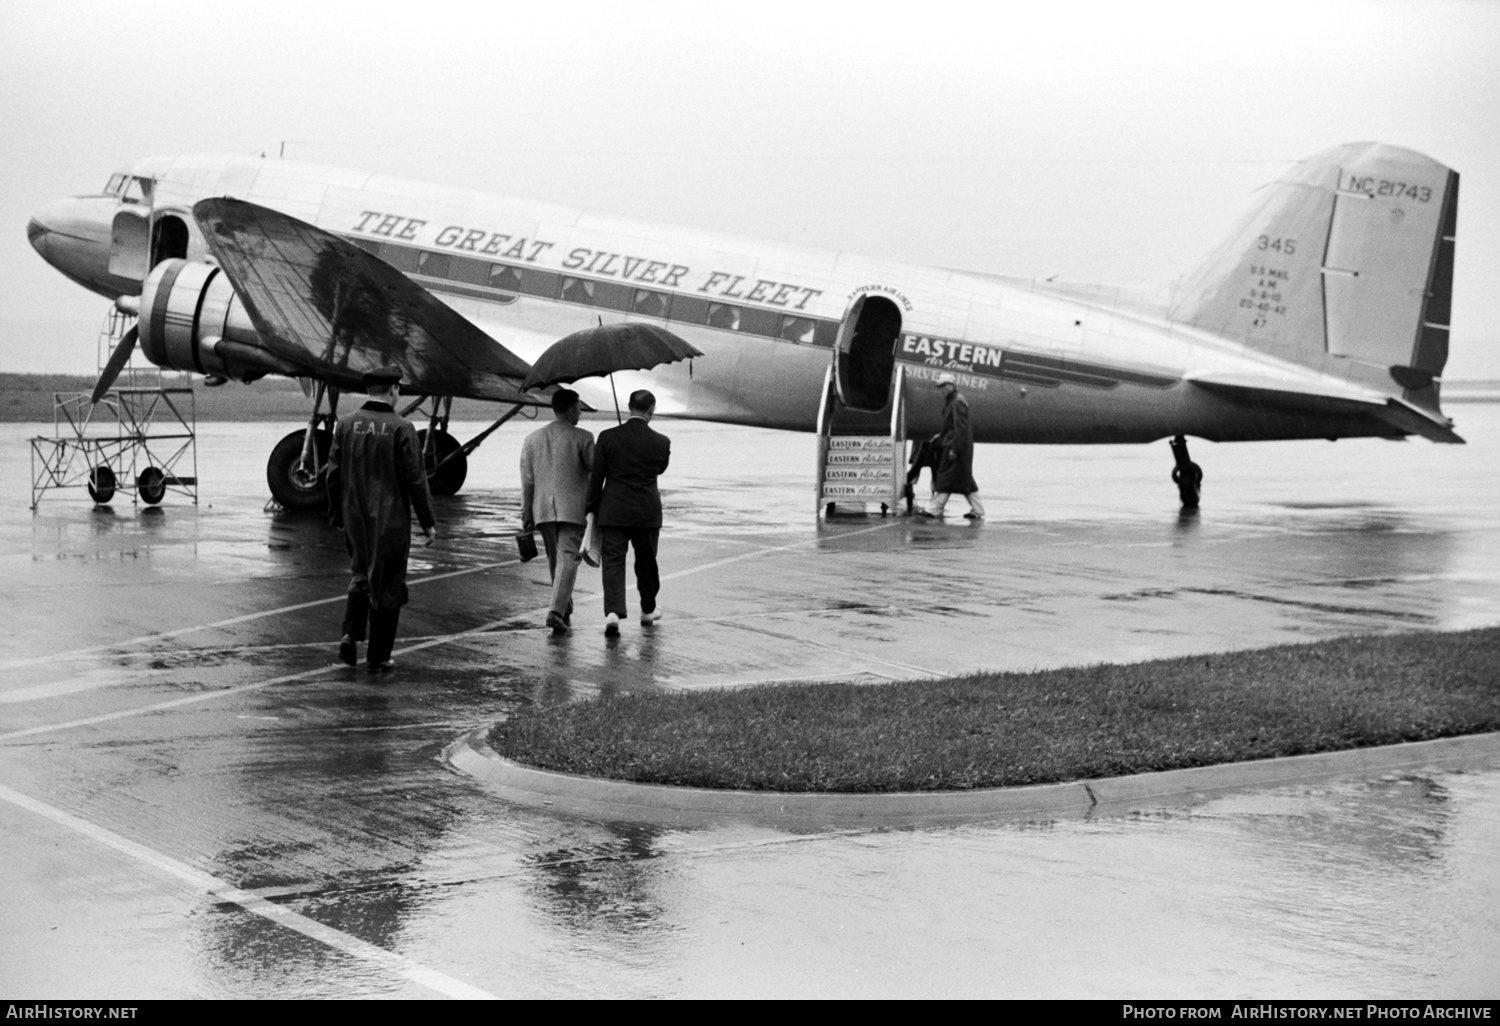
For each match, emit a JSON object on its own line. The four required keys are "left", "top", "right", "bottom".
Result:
{"left": 27, "top": 141, "right": 1460, "bottom": 512}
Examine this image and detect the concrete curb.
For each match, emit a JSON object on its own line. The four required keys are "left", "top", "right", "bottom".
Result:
{"left": 445, "top": 729, "right": 1500, "bottom": 831}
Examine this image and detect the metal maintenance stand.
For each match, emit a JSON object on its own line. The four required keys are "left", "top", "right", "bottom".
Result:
{"left": 29, "top": 309, "right": 198, "bottom": 509}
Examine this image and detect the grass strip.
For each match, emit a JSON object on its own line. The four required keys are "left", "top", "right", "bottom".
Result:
{"left": 490, "top": 627, "right": 1500, "bottom": 792}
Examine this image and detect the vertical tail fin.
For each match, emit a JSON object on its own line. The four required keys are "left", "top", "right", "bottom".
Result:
{"left": 1171, "top": 142, "right": 1458, "bottom": 413}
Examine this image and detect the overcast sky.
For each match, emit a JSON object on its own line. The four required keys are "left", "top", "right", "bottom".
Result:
{"left": 3, "top": 0, "right": 1497, "bottom": 378}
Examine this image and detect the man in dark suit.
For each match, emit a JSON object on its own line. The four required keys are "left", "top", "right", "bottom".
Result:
{"left": 585, "top": 389, "right": 671, "bottom": 636}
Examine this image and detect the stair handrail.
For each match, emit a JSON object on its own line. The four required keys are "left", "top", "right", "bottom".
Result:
{"left": 888, "top": 362, "right": 906, "bottom": 511}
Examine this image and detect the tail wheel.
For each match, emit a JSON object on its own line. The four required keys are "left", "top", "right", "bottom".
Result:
{"left": 417, "top": 428, "right": 467, "bottom": 496}
{"left": 1168, "top": 434, "right": 1203, "bottom": 510}
{"left": 87, "top": 465, "right": 117, "bottom": 504}
{"left": 1171, "top": 463, "right": 1203, "bottom": 509}
{"left": 267, "top": 429, "right": 331, "bottom": 512}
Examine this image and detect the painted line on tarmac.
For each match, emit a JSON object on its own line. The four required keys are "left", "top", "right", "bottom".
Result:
{"left": 655, "top": 519, "right": 898, "bottom": 586}
{"left": 0, "top": 664, "right": 354, "bottom": 741}
{"left": 712, "top": 616, "right": 938, "bottom": 677}
{"left": 2, "top": 669, "right": 140, "bottom": 705}
{"left": 4, "top": 519, "right": 898, "bottom": 673}
{"left": 2, "top": 632, "right": 517, "bottom": 704}
{"left": 0, "top": 613, "right": 549, "bottom": 740}
{"left": 12, "top": 610, "right": 897, "bottom": 678}
{"left": 671, "top": 605, "right": 943, "bottom": 676}
{"left": 0, "top": 631, "right": 512, "bottom": 706}
{"left": 1, "top": 522, "right": 901, "bottom": 739}
{"left": 0, "top": 558, "right": 523, "bottom": 672}
{"left": 0, "top": 782, "right": 498, "bottom": 1000}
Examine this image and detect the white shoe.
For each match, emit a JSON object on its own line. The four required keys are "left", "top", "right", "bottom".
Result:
{"left": 641, "top": 609, "right": 663, "bottom": 625}
{"left": 604, "top": 613, "right": 620, "bottom": 637}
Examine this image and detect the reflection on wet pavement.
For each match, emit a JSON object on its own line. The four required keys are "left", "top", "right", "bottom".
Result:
{"left": 2, "top": 410, "right": 1498, "bottom": 996}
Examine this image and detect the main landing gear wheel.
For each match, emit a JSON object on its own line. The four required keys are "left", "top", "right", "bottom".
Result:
{"left": 87, "top": 465, "right": 117, "bottom": 504}
{"left": 267, "top": 429, "right": 331, "bottom": 512}
{"left": 1169, "top": 434, "right": 1202, "bottom": 510}
{"left": 137, "top": 467, "right": 166, "bottom": 505}
{"left": 417, "top": 428, "right": 467, "bottom": 496}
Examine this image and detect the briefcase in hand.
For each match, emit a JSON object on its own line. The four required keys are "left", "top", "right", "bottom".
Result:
{"left": 580, "top": 513, "right": 601, "bottom": 567}
{"left": 515, "top": 530, "right": 538, "bottom": 562}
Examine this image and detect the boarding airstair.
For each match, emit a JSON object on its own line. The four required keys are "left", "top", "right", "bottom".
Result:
{"left": 29, "top": 308, "right": 198, "bottom": 509}
{"left": 815, "top": 362, "right": 907, "bottom": 518}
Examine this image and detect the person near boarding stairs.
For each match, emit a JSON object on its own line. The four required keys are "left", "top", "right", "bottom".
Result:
{"left": 918, "top": 372, "right": 986, "bottom": 521}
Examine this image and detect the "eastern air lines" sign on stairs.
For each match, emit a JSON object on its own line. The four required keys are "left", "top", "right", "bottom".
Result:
{"left": 821, "top": 436, "right": 895, "bottom": 499}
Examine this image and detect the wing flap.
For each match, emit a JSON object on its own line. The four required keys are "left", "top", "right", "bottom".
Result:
{"left": 192, "top": 198, "right": 544, "bottom": 404}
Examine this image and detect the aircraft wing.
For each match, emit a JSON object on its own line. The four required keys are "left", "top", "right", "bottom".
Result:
{"left": 192, "top": 198, "right": 544, "bottom": 404}
{"left": 1188, "top": 372, "right": 1464, "bottom": 444}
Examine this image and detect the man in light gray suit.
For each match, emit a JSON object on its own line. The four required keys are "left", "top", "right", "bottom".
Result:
{"left": 520, "top": 389, "right": 595, "bottom": 634}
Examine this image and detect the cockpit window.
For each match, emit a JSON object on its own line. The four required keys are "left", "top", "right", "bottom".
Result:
{"left": 103, "top": 173, "right": 154, "bottom": 203}
{"left": 121, "top": 177, "right": 151, "bottom": 204}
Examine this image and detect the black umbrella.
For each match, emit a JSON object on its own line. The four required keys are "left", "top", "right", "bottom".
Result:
{"left": 522, "top": 323, "right": 703, "bottom": 419}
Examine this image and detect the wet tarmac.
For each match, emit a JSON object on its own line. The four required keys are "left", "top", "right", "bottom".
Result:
{"left": 2, "top": 408, "right": 1499, "bottom": 997}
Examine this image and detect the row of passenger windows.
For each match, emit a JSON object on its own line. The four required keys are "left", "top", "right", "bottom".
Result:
{"left": 351, "top": 238, "right": 831, "bottom": 347}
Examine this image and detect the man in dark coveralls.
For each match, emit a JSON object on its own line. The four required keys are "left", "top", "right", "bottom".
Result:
{"left": 919, "top": 372, "right": 986, "bottom": 521}
{"left": 586, "top": 389, "right": 671, "bottom": 636}
{"left": 325, "top": 367, "right": 437, "bottom": 671}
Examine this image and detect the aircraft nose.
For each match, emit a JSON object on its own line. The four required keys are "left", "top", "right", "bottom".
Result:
{"left": 26, "top": 195, "right": 131, "bottom": 298}
{"left": 26, "top": 215, "right": 54, "bottom": 260}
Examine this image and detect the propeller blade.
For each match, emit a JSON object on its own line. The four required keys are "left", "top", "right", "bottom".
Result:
{"left": 91, "top": 325, "right": 138, "bottom": 403}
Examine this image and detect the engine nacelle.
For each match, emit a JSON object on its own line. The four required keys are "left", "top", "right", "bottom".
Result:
{"left": 138, "top": 259, "right": 303, "bottom": 381}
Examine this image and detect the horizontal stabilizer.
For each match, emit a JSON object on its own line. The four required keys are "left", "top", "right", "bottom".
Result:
{"left": 1377, "top": 397, "right": 1465, "bottom": 444}
{"left": 1190, "top": 376, "right": 1464, "bottom": 444}
{"left": 192, "top": 198, "right": 547, "bottom": 405}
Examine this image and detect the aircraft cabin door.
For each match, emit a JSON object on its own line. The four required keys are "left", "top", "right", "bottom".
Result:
{"left": 109, "top": 210, "right": 150, "bottom": 281}
{"left": 833, "top": 294, "right": 902, "bottom": 412}
{"left": 150, "top": 214, "right": 191, "bottom": 268}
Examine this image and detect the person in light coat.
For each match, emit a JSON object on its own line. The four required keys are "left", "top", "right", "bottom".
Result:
{"left": 520, "top": 388, "right": 595, "bottom": 634}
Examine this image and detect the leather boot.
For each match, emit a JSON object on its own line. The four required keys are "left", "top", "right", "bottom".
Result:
{"left": 367, "top": 608, "right": 401, "bottom": 672}
{"left": 341, "top": 588, "right": 370, "bottom": 641}
{"left": 340, "top": 589, "right": 371, "bottom": 665}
